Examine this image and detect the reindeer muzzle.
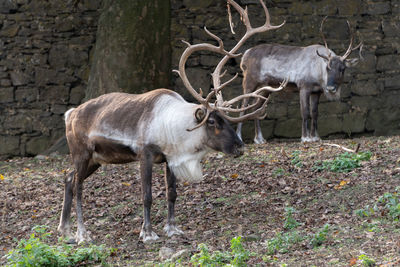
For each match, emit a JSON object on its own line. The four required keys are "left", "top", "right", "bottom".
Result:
{"left": 326, "top": 86, "right": 337, "bottom": 93}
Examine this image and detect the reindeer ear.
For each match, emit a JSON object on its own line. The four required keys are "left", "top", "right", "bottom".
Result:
{"left": 345, "top": 58, "right": 359, "bottom": 67}
{"left": 195, "top": 107, "right": 206, "bottom": 122}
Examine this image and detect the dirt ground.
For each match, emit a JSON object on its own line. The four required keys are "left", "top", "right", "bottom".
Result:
{"left": 1, "top": 136, "right": 400, "bottom": 266}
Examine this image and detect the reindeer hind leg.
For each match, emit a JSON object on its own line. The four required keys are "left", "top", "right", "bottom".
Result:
{"left": 58, "top": 170, "right": 75, "bottom": 242}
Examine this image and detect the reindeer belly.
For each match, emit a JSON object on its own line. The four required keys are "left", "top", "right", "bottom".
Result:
{"left": 90, "top": 136, "right": 138, "bottom": 164}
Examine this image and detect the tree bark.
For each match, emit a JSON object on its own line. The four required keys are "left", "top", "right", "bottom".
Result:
{"left": 85, "top": 0, "right": 171, "bottom": 99}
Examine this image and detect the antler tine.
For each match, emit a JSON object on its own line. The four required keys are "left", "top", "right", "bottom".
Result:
{"left": 358, "top": 43, "right": 364, "bottom": 60}
{"left": 174, "top": 31, "right": 240, "bottom": 108}
{"left": 216, "top": 79, "right": 288, "bottom": 123}
{"left": 227, "top": 2, "right": 235, "bottom": 34}
{"left": 316, "top": 49, "right": 332, "bottom": 69}
{"left": 341, "top": 20, "right": 356, "bottom": 60}
{"left": 218, "top": 97, "right": 269, "bottom": 123}
{"left": 214, "top": 0, "right": 285, "bottom": 105}
{"left": 320, "top": 16, "right": 329, "bottom": 50}
{"left": 214, "top": 73, "right": 239, "bottom": 95}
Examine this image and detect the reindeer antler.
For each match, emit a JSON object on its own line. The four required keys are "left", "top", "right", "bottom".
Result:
{"left": 174, "top": 0, "right": 286, "bottom": 128}
{"left": 340, "top": 20, "right": 363, "bottom": 61}
{"left": 317, "top": 16, "right": 363, "bottom": 64}
{"left": 317, "top": 16, "right": 333, "bottom": 69}
{"left": 213, "top": 0, "right": 286, "bottom": 121}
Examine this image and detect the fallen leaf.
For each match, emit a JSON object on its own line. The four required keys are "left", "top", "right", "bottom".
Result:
{"left": 121, "top": 182, "right": 131, "bottom": 186}
{"left": 230, "top": 173, "right": 238, "bottom": 179}
{"left": 349, "top": 257, "right": 357, "bottom": 266}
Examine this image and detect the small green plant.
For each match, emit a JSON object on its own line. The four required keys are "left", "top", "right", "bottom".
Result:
{"left": 313, "top": 151, "right": 371, "bottom": 173}
{"left": 355, "top": 187, "right": 400, "bottom": 222}
{"left": 283, "top": 207, "right": 301, "bottom": 230}
{"left": 265, "top": 231, "right": 303, "bottom": 255}
{"left": 190, "top": 236, "right": 250, "bottom": 267}
{"left": 6, "top": 225, "right": 115, "bottom": 267}
{"left": 378, "top": 191, "right": 400, "bottom": 221}
{"left": 358, "top": 254, "right": 376, "bottom": 266}
{"left": 290, "top": 151, "right": 303, "bottom": 168}
{"left": 355, "top": 204, "right": 376, "bottom": 218}
{"left": 272, "top": 168, "right": 285, "bottom": 177}
{"left": 310, "top": 224, "right": 330, "bottom": 248}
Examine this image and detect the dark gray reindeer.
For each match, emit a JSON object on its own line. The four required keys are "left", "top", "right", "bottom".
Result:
{"left": 58, "top": 0, "right": 285, "bottom": 244}
{"left": 236, "top": 17, "right": 363, "bottom": 143}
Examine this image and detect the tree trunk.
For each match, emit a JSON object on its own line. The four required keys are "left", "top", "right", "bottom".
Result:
{"left": 85, "top": 0, "right": 171, "bottom": 99}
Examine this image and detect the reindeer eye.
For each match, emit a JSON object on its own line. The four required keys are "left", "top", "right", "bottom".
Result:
{"left": 208, "top": 118, "right": 215, "bottom": 126}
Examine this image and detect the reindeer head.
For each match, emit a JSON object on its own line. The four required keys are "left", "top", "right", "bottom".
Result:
{"left": 316, "top": 17, "right": 363, "bottom": 97}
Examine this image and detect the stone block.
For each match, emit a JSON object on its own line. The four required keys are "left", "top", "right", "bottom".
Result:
{"left": 15, "top": 88, "right": 38, "bottom": 103}
{"left": 287, "top": 104, "right": 301, "bottom": 119}
{"left": 356, "top": 52, "right": 376, "bottom": 74}
{"left": 266, "top": 102, "right": 287, "bottom": 119}
{"left": 337, "top": 0, "right": 361, "bottom": 15}
{"left": 0, "top": 87, "right": 14, "bottom": 103}
{"left": 313, "top": 1, "right": 338, "bottom": 15}
{"left": 40, "top": 86, "right": 69, "bottom": 104}
{"left": 274, "top": 118, "right": 301, "bottom": 138}
{"left": 288, "top": 2, "right": 313, "bottom": 15}
{"left": 69, "top": 86, "right": 85, "bottom": 105}
{"left": 384, "top": 75, "right": 400, "bottom": 90}
{"left": 0, "top": 24, "right": 19, "bottom": 37}
{"left": 350, "top": 95, "right": 383, "bottom": 111}
{"left": 49, "top": 45, "right": 68, "bottom": 69}
{"left": 51, "top": 104, "right": 67, "bottom": 114}
{"left": 318, "top": 115, "right": 342, "bottom": 137}
{"left": 35, "top": 67, "right": 58, "bottom": 86}
{"left": 67, "top": 48, "right": 88, "bottom": 67}
{"left": 4, "top": 114, "right": 33, "bottom": 133}
{"left": 342, "top": 112, "right": 366, "bottom": 134}
{"left": 366, "top": 108, "right": 400, "bottom": 135}
{"left": 0, "top": 78, "right": 11, "bottom": 86}
{"left": 0, "top": 135, "right": 19, "bottom": 156}
{"left": 0, "top": 0, "right": 18, "bottom": 14}
{"left": 382, "top": 20, "right": 400, "bottom": 38}
{"left": 351, "top": 79, "right": 380, "bottom": 96}
{"left": 362, "top": 1, "right": 391, "bottom": 15}
{"left": 183, "top": 0, "right": 213, "bottom": 9}
{"left": 26, "top": 136, "right": 51, "bottom": 155}
{"left": 319, "top": 102, "right": 349, "bottom": 116}
{"left": 10, "top": 70, "right": 31, "bottom": 86}
{"left": 376, "top": 54, "right": 400, "bottom": 72}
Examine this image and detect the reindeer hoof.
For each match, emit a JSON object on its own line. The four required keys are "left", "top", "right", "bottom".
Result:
{"left": 140, "top": 229, "right": 159, "bottom": 243}
{"left": 58, "top": 225, "right": 75, "bottom": 243}
{"left": 310, "top": 136, "right": 321, "bottom": 142}
{"left": 254, "top": 137, "right": 266, "bottom": 144}
{"left": 164, "top": 224, "right": 184, "bottom": 237}
{"left": 75, "top": 231, "right": 92, "bottom": 245}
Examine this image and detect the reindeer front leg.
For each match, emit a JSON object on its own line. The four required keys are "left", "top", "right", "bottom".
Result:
{"left": 139, "top": 148, "right": 159, "bottom": 242}
{"left": 310, "top": 93, "right": 321, "bottom": 142}
{"left": 300, "top": 89, "right": 312, "bottom": 143}
{"left": 163, "top": 163, "right": 184, "bottom": 237}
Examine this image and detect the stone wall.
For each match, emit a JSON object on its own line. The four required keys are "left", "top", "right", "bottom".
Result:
{"left": 0, "top": 0, "right": 100, "bottom": 158}
{"left": 1, "top": 0, "right": 399, "bottom": 158}
{"left": 171, "top": 0, "right": 400, "bottom": 142}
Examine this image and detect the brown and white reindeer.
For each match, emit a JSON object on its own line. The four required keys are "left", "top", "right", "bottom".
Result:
{"left": 236, "top": 17, "right": 363, "bottom": 144}
{"left": 58, "top": 0, "right": 286, "bottom": 244}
